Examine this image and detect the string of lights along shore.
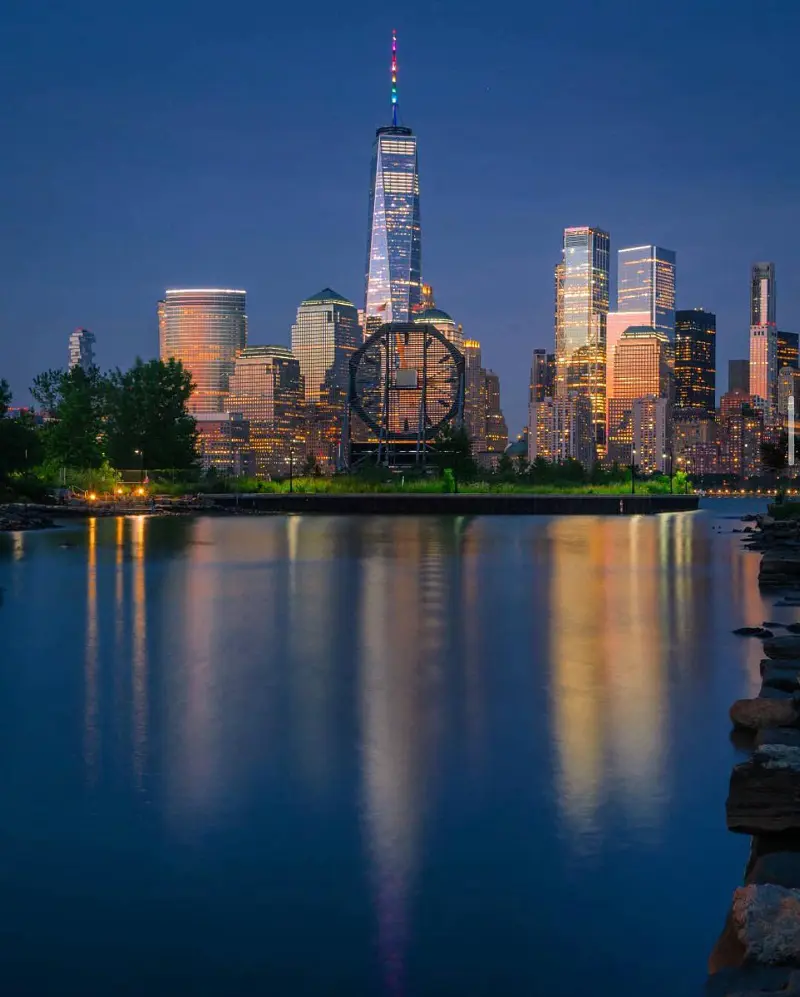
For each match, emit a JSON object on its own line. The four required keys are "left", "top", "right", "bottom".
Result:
{"left": 60, "top": 30, "right": 791, "bottom": 481}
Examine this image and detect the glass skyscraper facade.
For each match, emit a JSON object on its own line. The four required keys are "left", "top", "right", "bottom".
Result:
{"left": 674, "top": 309, "right": 716, "bottom": 418}
{"left": 227, "top": 345, "right": 306, "bottom": 477}
{"left": 291, "top": 288, "right": 360, "bottom": 468}
{"left": 68, "top": 328, "right": 96, "bottom": 373}
{"left": 778, "top": 330, "right": 799, "bottom": 370}
{"left": 364, "top": 126, "right": 422, "bottom": 323}
{"left": 617, "top": 245, "right": 676, "bottom": 338}
{"left": 555, "top": 226, "right": 610, "bottom": 449}
{"left": 751, "top": 262, "right": 776, "bottom": 326}
{"left": 159, "top": 289, "right": 247, "bottom": 415}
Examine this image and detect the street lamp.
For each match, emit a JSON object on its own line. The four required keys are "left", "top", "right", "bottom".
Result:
{"left": 631, "top": 447, "right": 636, "bottom": 495}
{"left": 289, "top": 441, "right": 294, "bottom": 494}
{"left": 133, "top": 448, "right": 143, "bottom": 483}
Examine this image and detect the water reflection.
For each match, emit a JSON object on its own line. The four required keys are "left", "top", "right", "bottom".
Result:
{"left": 132, "top": 516, "right": 148, "bottom": 789}
{"left": 83, "top": 517, "right": 99, "bottom": 782}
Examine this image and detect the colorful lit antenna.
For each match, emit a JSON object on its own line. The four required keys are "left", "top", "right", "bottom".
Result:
{"left": 391, "top": 29, "right": 398, "bottom": 125}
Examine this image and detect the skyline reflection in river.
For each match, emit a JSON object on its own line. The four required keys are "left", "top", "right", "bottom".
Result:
{"left": 0, "top": 507, "right": 765, "bottom": 995}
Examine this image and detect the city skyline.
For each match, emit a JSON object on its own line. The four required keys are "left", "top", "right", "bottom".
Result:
{"left": 2, "top": 2, "right": 799, "bottom": 436}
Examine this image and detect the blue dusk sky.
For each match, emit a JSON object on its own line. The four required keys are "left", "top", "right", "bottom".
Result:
{"left": 1, "top": 0, "right": 799, "bottom": 433}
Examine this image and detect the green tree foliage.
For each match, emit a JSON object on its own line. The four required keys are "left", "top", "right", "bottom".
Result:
{"left": 432, "top": 424, "right": 478, "bottom": 481}
{"left": 104, "top": 359, "right": 197, "bottom": 471}
{"left": 761, "top": 432, "right": 789, "bottom": 476}
{"left": 0, "top": 381, "right": 42, "bottom": 480}
{"left": 31, "top": 366, "right": 106, "bottom": 468}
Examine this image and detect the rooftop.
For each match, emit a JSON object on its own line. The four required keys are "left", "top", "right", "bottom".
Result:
{"left": 413, "top": 307, "right": 454, "bottom": 324}
{"left": 301, "top": 287, "right": 354, "bottom": 306}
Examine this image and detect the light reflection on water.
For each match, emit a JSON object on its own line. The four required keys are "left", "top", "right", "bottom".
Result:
{"left": 0, "top": 505, "right": 772, "bottom": 995}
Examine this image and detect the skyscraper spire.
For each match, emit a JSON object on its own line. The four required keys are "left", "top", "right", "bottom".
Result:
{"left": 391, "top": 29, "right": 398, "bottom": 125}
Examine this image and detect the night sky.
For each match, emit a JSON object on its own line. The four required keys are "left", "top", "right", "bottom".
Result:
{"left": 1, "top": 0, "right": 799, "bottom": 434}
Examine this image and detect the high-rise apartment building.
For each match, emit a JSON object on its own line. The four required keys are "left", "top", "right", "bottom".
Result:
{"left": 719, "top": 391, "right": 763, "bottom": 478}
{"left": 777, "top": 367, "right": 800, "bottom": 431}
{"left": 749, "top": 262, "right": 777, "bottom": 416}
{"left": 632, "top": 396, "right": 670, "bottom": 474}
{"left": 291, "top": 288, "right": 360, "bottom": 468}
{"left": 68, "top": 328, "right": 96, "bottom": 373}
{"left": 555, "top": 226, "right": 610, "bottom": 449}
{"left": 227, "top": 346, "right": 305, "bottom": 477}
{"left": 729, "top": 359, "right": 750, "bottom": 395}
{"left": 159, "top": 289, "right": 247, "bottom": 415}
{"left": 617, "top": 246, "right": 676, "bottom": 338}
{"left": 674, "top": 309, "right": 716, "bottom": 418}
{"left": 530, "top": 349, "right": 555, "bottom": 402}
{"left": 483, "top": 370, "right": 508, "bottom": 458}
{"left": 364, "top": 32, "right": 422, "bottom": 323}
{"left": 463, "top": 339, "right": 486, "bottom": 453}
{"left": 778, "top": 331, "right": 799, "bottom": 370}
{"left": 528, "top": 395, "right": 595, "bottom": 466}
{"left": 607, "top": 327, "right": 672, "bottom": 466}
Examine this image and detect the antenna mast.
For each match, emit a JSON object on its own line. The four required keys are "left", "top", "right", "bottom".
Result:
{"left": 391, "top": 29, "right": 398, "bottom": 126}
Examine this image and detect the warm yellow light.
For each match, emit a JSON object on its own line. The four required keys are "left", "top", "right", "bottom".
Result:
{"left": 88, "top": 492, "right": 96, "bottom": 501}
{"left": 136, "top": 487, "right": 145, "bottom": 496}
{"left": 116, "top": 487, "right": 124, "bottom": 495}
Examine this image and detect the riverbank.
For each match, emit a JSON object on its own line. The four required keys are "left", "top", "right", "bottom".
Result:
{"left": 707, "top": 514, "right": 800, "bottom": 994}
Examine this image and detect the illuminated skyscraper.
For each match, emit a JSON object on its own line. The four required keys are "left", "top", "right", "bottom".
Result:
{"left": 530, "top": 349, "right": 555, "bottom": 402}
{"left": 462, "top": 339, "right": 486, "bottom": 452}
{"left": 778, "top": 331, "right": 799, "bottom": 370}
{"left": 749, "top": 262, "right": 777, "bottom": 416}
{"left": 555, "top": 227, "right": 610, "bottom": 449}
{"left": 413, "top": 307, "right": 463, "bottom": 350}
{"left": 227, "top": 346, "right": 305, "bottom": 477}
{"left": 674, "top": 309, "right": 716, "bottom": 418}
{"left": 68, "top": 328, "right": 96, "bottom": 373}
{"left": 291, "top": 288, "right": 360, "bottom": 468}
{"left": 483, "top": 370, "right": 508, "bottom": 458}
{"left": 159, "top": 289, "right": 247, "bottom": 415}
{"left": 607, "top": 327, "right": 672, "bottom": 466}
{"left": 617, "top": 246, "right": 676, "bottom": 339}
{"left": 364, "top": 31, "right": 422, "bottom": 323}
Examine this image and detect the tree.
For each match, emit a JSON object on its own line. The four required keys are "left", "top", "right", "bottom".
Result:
{"left": 0, "top": 382, "right": 42, "bottom": 480}
{"left": 31, "top": 366, "right": 106, "bottom": 468}
{"left": 496, "top": 452, "right": 515, "bottom": 480}
{"left": 761, "top": 433, "right": 788, "bottom": 477}
{"left": 432, "top": 424, "right": 478, "bottom": 481}
{"left": 302, "top": 454, "right": 322, "bottom": 477}
{"left": 105, "top": 359, "right": 197, "bottom": 471}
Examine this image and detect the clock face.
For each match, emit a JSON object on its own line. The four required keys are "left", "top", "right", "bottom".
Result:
{"left": 350, "top": 323, "right": 463, "bottom": 440}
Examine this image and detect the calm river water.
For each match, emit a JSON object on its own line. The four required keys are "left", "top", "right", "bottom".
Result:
{"left": 0, "top": 502, "right": 774, "bottom": 995}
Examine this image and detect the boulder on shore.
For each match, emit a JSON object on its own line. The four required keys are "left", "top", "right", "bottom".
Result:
{"left": 762, "top": 667, "right": 800, "bottom": 693}
{"left": 735, "top": 627, "right": 775, "bottom": 638}
{"left": 0, "top": 504, "right": 55, "bottom": 532}
{"left": 727, "top": 747, "right": 800, "bottom": 834}
{"left": 757, "top": 728, "right": 800, "bottom": 749}
{"left": 732, "top": 884, "right": 800, "bottom": 964}
{"left": 765, "top": 636, "right": 800, "bottom": 660}
{"left": 747, "top": 853, "right": 800, "bottom": 890}
{"left": 730, "top": 698, "right": 800, "bottom": 731}
{"left": 706, "top": 966, "right": 800, "bottom": 996}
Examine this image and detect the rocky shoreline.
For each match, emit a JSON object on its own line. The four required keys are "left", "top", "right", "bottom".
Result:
{"left": 708, "top": 513, "right": 800, "bottom": 994}
{"left": 0, "top": 504, "right": 56, "bottom": 531}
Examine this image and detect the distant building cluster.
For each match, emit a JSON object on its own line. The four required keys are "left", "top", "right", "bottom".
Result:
{"left": 55, "top": 35, "right": 795, "bottom": 485}
{"left": 528, "top": 230, "right": 798, "bottom": 481}
{"left": 154, "top": 34, "right": 507, "bottom": 476}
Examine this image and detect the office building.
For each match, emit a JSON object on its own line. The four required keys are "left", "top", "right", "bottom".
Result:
{"left": 674, "top": 417, "right": 718, "bottom": 476}
{"left": 617, "top": 246, "right": 676, "bottom": 338}
{"left": 674, "top": 309, "right": 716, "bottom": 418}
{"left": 159, "top": 289, "right": 247, "bottom": 415}
{"left": 607, "top": 327, "right": 672, "bottom": 466}
{"left": 463, "top": 339, "right": 486, "bottom": 453}
{"left": 530, "top": 349, "right": 555, "bottom": 402}
{"left": 779, "top": 331, "right": 799, "bottom": 370}
{"left": 632, "top": 397, "right": 670, "bottom": 474}
{"left": 555, "top": 226, "right": 610, "bottom": 449}
{"left": 719, "top": 391, "right": 763, "bottom": 478}
{"left": 484, "top": 370, "right": 508, "bottom": 459}
{"left": 528, "top": 395, "right": 595, "bottom": 466}
{"left": 749, "top": 262, "right": 777, "bottom": 416}
{"left": 68, "top": 328, "right": 96, "bottom": 373}
{"left": 729, "top": 359, "right": 750, "bottom": 395}
{"left": 413, "top": 307, "right": 463, "bottom": 350}
{"left": 364, "top": 31, "right": 422, "bottom": 323}
{"left": 777, "top": 367, "right": 800, "bottom": 431}
{"left": 195, "top": 412, "right": 254, "bottom": 476}
{"left": 227, "top": 346, "right": 306, "bottom": 477}
{"left": 291, "top": 288, "right": 360, "bottom": 469}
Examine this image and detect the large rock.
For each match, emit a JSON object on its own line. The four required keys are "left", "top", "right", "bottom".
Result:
{"left": 757, "top": 728, "right": 800, "bottom": 749}
{"left": 735, "top": 627, "right": 775, "bottom": 638}
{"left": 761, "top": 659, "right": 800, "bottom": 676}
{"left": 706, "top": 966, "right": 800, "bottom": 996}
{"left": 732, "top": 884, "right": 800, "bottom": 964}
{"left": 765, "top": 636, "right": 800, "bottom": 660}
{"left": 761, "top": 552, "right": 800, "bottom": 590}
{"left": 762, "top": 668, "right": 800, "bottom": 693}
{"left": 747, "top": 853, "right": 800, "bottom": 889}
{"left": 728, "top": 748, "right": 800, "bottom": 834}
{"left": 731, "top": 698, "right": 800, "bottom": 731}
